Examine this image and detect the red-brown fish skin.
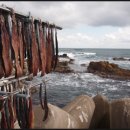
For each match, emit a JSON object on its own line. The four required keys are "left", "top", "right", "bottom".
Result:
{"left": 1, "top": 109, "right": 8, "bottom": 128}
{"left": 8, "top": 97, "right": 14, "bottom": 128}
{"left": 39, "top": 21, "right": 46, "bottom": 76}
{"left": 24, "top": 21, "right": 32, "bottom": 74}
{"left": 35, "top": 21, "right": 42, "bottom": 72}
{"left": 46, "top": 26, "right": 53, "bottom": 74}
{"left": 18, "top": 21, "right": 24, "bottom": 71}
{"left": 0, "top": 64, "right": 4, "bottom": 79}
{"left": 28, "top": 97, "right": 34, "bottom": 128}
{"left": 0, "top": 14, "right": 12, "bottom": 77}
{"left": 0, "top": 29, "right": 4, "bottom": 78}
{"left": 31, "top": 18, "right": 39, "bottom": 76}
{"left": 50, "top": 28, "right": 55, "bottom": 70}
{"left": 11, "top": 10, "right": 23, "bottom": 78}
{"left": 54, "top": 28, "right": 58, "bottom": 70}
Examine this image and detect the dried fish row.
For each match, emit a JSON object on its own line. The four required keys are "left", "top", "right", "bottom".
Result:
{"left": 0, "top": 7, "right": 59, "bottom": 79}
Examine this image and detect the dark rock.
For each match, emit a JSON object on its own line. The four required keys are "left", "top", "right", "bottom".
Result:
{"left": 69, "top": 59, "right": 75, "bottom": 64}
{"left": 113, "top": 57, "right": 130, "bottom": 61}
{"left": 87, "top": 61, "right": 130, "bottom": 80}
{"left": 59, "top": 53, "right": 69, "bottom": 58}
{"left": 80, "top": 64, "right": 87, "bottom": 67}
{"left": 54, "top": 60, "right": 74, "bottom": 73}
{"left": 62, "top": 54, "right": 67, "bottom": 57}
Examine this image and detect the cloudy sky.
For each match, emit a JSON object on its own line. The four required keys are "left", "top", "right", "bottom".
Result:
{"left": 0, "top": 1, "right": 130, "bottom": 48}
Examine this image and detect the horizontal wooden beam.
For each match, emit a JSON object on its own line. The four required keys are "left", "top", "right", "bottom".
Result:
{"left": 0, "top": 5, "right": 62, "bottom": 30}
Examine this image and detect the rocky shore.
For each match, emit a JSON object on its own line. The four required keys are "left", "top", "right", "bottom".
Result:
{"left": 54, "top": 54, "right": 130, "bottom": 80}
{"left": 87, "top": 61, "right": 130, "bottom": 80}
{"left": 54, "top": 54, "right": 75, "bottom": 73}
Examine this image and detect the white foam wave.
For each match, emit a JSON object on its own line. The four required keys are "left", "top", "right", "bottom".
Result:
{"left": 59, "top": 52, "right": 75, "bottom": 59}
{"left": 127, "top": 82, "right": 130, "bottom": 86}
{"left": 76, "top": 52, "right": 96, "bottom": 56}
{"left": 108, "top": 87, "right": 117, "bottom": 91}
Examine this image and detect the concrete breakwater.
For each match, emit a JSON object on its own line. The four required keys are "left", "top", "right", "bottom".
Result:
{"left": 30, "top": 94, "right": 130, "bottom": 129}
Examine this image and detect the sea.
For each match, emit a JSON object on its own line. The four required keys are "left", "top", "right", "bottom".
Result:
{"left": 32, "top": 48, "right": 130, "bottom": 108}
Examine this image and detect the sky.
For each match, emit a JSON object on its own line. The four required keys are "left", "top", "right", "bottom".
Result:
{"left": 0, "top": 1, "right": 130, "bottom": 49}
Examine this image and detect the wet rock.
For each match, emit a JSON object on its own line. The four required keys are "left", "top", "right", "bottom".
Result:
{"left": 80, "top": 64, "right": 87, "bottom": 67}
{"left": 63, "top": 95, "right": 95, "bottom": 128}
{"left": 110, "top": 98, "right": 130, "bottom": 128}
{"left": 90, "top": 94, "right": 110, "bottom": 128}
{"left": 69, "top": 59, "right": 75, "bottom": 64}
{"left": 59, "top": 53, "right": 69, "bottom": 58}
{"left": 113, "top": 57, "right": 130, "bottom": 61}
{"left": 54, "top": 60, "right": 74, "bottom": 73}
{"left": 87, "top": 61, "right": 130, "bottom": 80}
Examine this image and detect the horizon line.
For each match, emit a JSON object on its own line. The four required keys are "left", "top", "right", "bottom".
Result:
{"left": 59, "top": 47, "right": 130, "bottom": 49}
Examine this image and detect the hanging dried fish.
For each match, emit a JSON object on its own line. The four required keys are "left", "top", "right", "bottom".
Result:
{"left": 35, "top": 20, "right": 42, "bottom": 71}
{"left": 28, "top": 97, "right": 34, "bottom": 128}
{"left": 17, "top": 20, "right": 24, "bottom": 71}
{"left": 4, "top": 99, "right": 10, "bottom": 128}
{"left": 8, "top": 97, "right": 14, "bottom": 128}
{"left": 0, "top": 14, "right": 12, "bottom": 77}
{"left": 15, "top": 87, "right": 34, "bottom": 128}
{"left": 1, "top": 106, "right": 8, "bottom": 128}
{"left": 39, "top": 20, "right": 46, "bottom": 76}
{"left": 50, "top": 27, "right": 55, "bottom": 70}
{"left": 31, "top": 17, "right": 39, "bottom": 76}
{"left": 0, "top": 33, "right": 4, "bottom": 78}
{"left": 21, "top": 20, "right": 27, "bottom": 62}
{"left": 54, "top": 27, "right": 59, "bottom": 70}
{"left": 46, "top": 25, "right": 53, "bottom": 74}
{"left": 13, "top": 87, "right": 17, "bottom": 123}
{"left": 15, "top": 95, "right": 22, "bottom": 128}
{"left": 24, "top": 18, "right": 32, "bottom": 74}
{"left": 7, "top": 14, "right": 15, "bottom": 62}
{"left": 0, "top": 96, "right": 6, "bottom": 128}
{"left": 11, "top": 9, "right": 23, "bottom": 78}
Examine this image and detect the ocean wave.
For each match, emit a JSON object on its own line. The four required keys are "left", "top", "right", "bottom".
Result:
{"left": 76, "top": 52, "right": 96, "bottom": 56}
{"left": 59, "top": 52, "right": 75, "bottom": 59}
{"left": 59, "top": 52, "right": 96, "bottom": 59}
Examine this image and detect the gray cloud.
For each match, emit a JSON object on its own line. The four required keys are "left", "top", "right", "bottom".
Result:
{"left": 0, "top": 2, "right": 130, "bottom": 28}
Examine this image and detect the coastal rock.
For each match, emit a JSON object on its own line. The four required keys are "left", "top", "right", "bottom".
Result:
{"left": 110, "top": 98, "right": 130, "bottom": 128}
{"left": 80, "top": 64, "right": 87, "bottom": 67}
{"left": 113, "top": 57, "right": 130, "bottom": 61}
{"left": 87, "top": 61, "right": 130, "bottom": 80}
{"left": 90, "top": 94, "right": 110, "bottom": 128}
{"left": 69, "top": 59, "right": 75, "bottom": 64}
{"left": 54, "top": 53, "right": 75, "bottom": 73}
{"left": 54, "top": 60, "right": 74, "bottom": 73}
{"left": 59, "top": 53, "right": 69, "bottom": 58}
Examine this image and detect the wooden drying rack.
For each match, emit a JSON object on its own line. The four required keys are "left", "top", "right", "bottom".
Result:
{"left": 0, "top": 4, "right": 60, "bottom": 93}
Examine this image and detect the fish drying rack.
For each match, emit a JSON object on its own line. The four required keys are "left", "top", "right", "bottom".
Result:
{"left": 0, "top": 4, "right": 62, "bottom": 98}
